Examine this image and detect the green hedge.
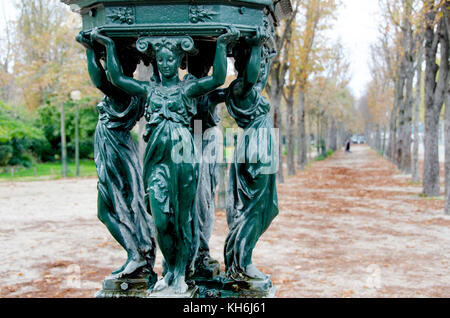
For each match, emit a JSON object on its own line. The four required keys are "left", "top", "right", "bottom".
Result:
{"left": 0, "top": 98, "right": 99, "bottom": 167}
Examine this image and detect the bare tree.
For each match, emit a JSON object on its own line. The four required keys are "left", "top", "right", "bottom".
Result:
{"left": 136, "top": 62, "right": 153, "bottom": 163}
{"left": 267, "top": 0, "right": 300, "bottom": 183}
{"left": 412, "top": 43, "right": 423, "bottom": 182}
{"left": 422, "top": 0, "right": 449, "bottom": 197}
{"left": 442, "top": 4, "right": 450, "bottom": 213}
{"left": 0, "top": 3, "right": 16, "bottom": 101}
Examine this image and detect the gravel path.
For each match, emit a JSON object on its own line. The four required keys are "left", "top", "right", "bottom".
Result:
{"left": 0, "top": 145, "right": 449, "bottom": 297}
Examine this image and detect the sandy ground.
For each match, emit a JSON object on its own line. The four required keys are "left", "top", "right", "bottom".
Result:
{"left": 0, "top": 145, "right": 449, "bottom": 298}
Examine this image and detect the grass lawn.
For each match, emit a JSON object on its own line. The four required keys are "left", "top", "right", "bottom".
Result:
{"left": 0, "top": 160, "right": 97, "bottom": 181}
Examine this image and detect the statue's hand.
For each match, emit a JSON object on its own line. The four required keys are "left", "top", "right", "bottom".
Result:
{"left": 75, "top": 31, "right": 93, "bottom": 49}
{"left": 150, "top": 74, "right": 160, "bottom": 83}
{"left": 91, "top": 28, "right": 114, "bottom": 46}
{"left": 217, "top": 27, "right": 240, "bottom": 45}
{"left": 268, "top": 50, "right": 277, "bottom": 60}
{"left": 246, "top": 26, "right": 269, "bottom": 46}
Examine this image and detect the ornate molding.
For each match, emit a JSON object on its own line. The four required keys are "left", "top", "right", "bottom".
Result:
{"left": 189, "top": 5, "right": 217, "bottom": 23}
{"left": 136, "top": 36, "right": 196, "bottom": 55}
{"left": 107, "top": 7, "right": 135, "bottom": 25}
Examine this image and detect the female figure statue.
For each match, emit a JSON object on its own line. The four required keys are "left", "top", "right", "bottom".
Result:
{"left": 224, "top": 31, "right": 279, "bottom": 281}
{"left": 191, "top": 89, "right": 226, "bottom": 278}
{"left": 92, "top": 28, "right": 239, "bottom": 293}
{"left": 76, "top": 32, "right": 157, "bottom": 281}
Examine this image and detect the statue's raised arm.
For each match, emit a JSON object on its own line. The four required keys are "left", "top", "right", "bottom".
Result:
{"left": 223, "top": 27, "right": 279, "bottom": 284}
{"left": 231, "top": 26, "right": 271, "bottom": 99}
{"left": 184, "top": 28, "right": 240, "bottom": 98}
{"left": 75, "top": 29, "right": 157, "bottom": 293}
{"left": 76, "top": 31, "right": 122, "bottom": 102}
{"left": 91, "top": 28, "right": 150, "bottom": 97}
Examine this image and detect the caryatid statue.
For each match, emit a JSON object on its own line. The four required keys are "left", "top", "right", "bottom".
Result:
{"left": 64, "top": 0, "right": 292, "bottom": 298}
{"left": 224, "top": 27, "right": 279, "bottom": 281}
{"left": 76, "top": 32, "right": 158, "bottom": 286}
{"left": 191, "top": 86, "right": 226, "bottom": 279}
{"left": 91, "top": 28, "right": 239, "bottom": 294}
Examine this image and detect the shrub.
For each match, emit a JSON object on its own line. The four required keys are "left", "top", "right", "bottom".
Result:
{"left": 0, "top": 101, "right": 46, "bottom": 166}
{"left": 0, "top": 144, "right": 13, "bottom": 166}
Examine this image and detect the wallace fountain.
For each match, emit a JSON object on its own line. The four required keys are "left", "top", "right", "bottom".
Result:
{"left": 61, "top": 0, "right": 292, "bottom": 298}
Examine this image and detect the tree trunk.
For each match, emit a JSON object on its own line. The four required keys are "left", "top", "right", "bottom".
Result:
{"left": 401, "top": 17, "right": 416, "bottom": 173}
{"left": 328, "top": 118, "right": 337, "bottom": 151}
{"left": 136, "top": 62, "right": 153, "bottom": 163}
{"left": 75, "top": 104, "right": 79, "bottom": 176}
{"left": 445, "top": 89, "right": 450, "bottom": 214}
{"left": 375, "top": 125, "right": 381, "bottom": 151}
{"left": 396, "top": 0, "right": 414, "bottom": 172}
{"left": 316, "top": 115, "right": 320, "bottom": 156}
{"left": 267, "top": 7, "right": 300, "bottom": 184}
{"left": 366, "top": 126, "right": 371, "bottom": 148}
{"left": 216, "top": 118, "right": 226, "bottom": 210}
{"left": 338, "top": 122, "right": 345, "bottom": 150}
{"left": 401, "top": 65, "right": 414, "bottom": 174}
{"left": 60, "top": 102, "right": 67, "bottom": 178}
{"left": 423, "top": 108, "right": 441, "bottom": 196}
{"left": 394, "top": 74, "right": 406, "bottom": 168}
{"left": 321, "top": 115, "right": 328, "bottom": 156}
{"left": 422, "top": 39, "right": 438, "bottom": 182}
{"left": 412, "top": 49, "right": 423, "bottom": 182}
{"left": 443, "top": 5, "right": 450, "bottom": 212}
{"left": 307, "top": 113, "right": 313, "bottom": 161}
{"left": 387, "top": 102, "right": 398, "bottom": 162}
{"left": 297, "top": 89, "right": 307, "bottom": 169}
{"left": 423, "top": 9, "right": 449, "bottom": 196}
{"left": 269, "top": 85, "right": 284, "bottom": 183}
{"left": 285, "top": 87, "right": 296, "bottom": 176}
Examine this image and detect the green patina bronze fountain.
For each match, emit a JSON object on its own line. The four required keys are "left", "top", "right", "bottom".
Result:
{"left": 62, "top": 0, "right": 291, "bottom": 298}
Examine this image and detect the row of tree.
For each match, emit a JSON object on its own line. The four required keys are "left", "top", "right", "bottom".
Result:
{"left": 0, "top": 0, "right": 101, "bottom": 169}
{"left": 361, "top": 0, "right": 449, "bottom": 214}
{"left": 1, "top": 0, "right": 360, "bottom": 175}
{"left": 268, "top": 0, "right": 358, "bottom": 183}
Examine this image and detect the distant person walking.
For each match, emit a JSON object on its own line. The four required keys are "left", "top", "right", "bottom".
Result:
{"left": 345, "top": 139, "right": 351, "bottom": 153}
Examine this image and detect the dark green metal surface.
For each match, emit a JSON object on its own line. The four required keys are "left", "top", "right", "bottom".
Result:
{"left": 62, "top": 0, "right": 291, "bottom": 37}
{"left": 63, "top": 0, "right": 290, "bottom": 298}
{"left": 76, "top": 32, "right": 158, "bottom": 287}
{"left": 87, "top": 28, "right": 238, "bottom": 294}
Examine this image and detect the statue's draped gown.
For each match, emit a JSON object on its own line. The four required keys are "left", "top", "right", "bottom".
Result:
{"left": 224, "top": 80, "right": 279, "bottom": 278}
{"left": 193, "top": 93, "right": 221, "bottom": 261}
{"left": 94, "top": 96, "right": 156, "bottom": 264}
{"left": 142, "top": 81, "right": 199, "bottom": 272}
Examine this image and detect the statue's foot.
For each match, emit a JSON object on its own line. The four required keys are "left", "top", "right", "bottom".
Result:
{"left": 111, "top": 262, "right": 127, "bottom": 275}
{"left": 204, "top": 255, "right": 220, "bottom": 266}
{"left": 110, "top": 256, "right": 147, "bottom": 279}
{"left": 173, "top": 275, "right": 188, "bottom": 294}
{"left": 193, "top": 255, "right": 221, "bottom": 279}
{"left": 120, "top": 259, "right": 147, "bottom": 277}
{"left": 244, "top": 264, "right": 267, "bottom": 280}
{"left": 153, "top": 272, "right": 173, "bottom": 292}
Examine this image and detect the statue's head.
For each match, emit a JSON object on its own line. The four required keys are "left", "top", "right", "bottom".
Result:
{"left": 231, "top": 44, "right": 249, "bottom": 77}
{"left": 154, "top": 39, "right": 183, "bottom": 79}
{"left": 257, "top": 46, "right": 270, "bottom": 79}
{"left": 120, "top": 55, "right": 139, "bottom": 77}
{"left": 96, "top": 46, "right": 139, "bottom": 78}
{"left": 255, "top": 45, "right": 276, "bottom": 90}
{"left": 232, "top": 44, "right": 275, "bottom": 85}
{"left": 136, "top": 36, "right": 197, "bottom": 80}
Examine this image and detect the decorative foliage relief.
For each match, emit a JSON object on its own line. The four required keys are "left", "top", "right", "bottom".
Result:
{"left": 107, "top": 7, "right": 135, "bottom": 25}
{"left": 189, "top": 5, "right": 217, "bottom": 23}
